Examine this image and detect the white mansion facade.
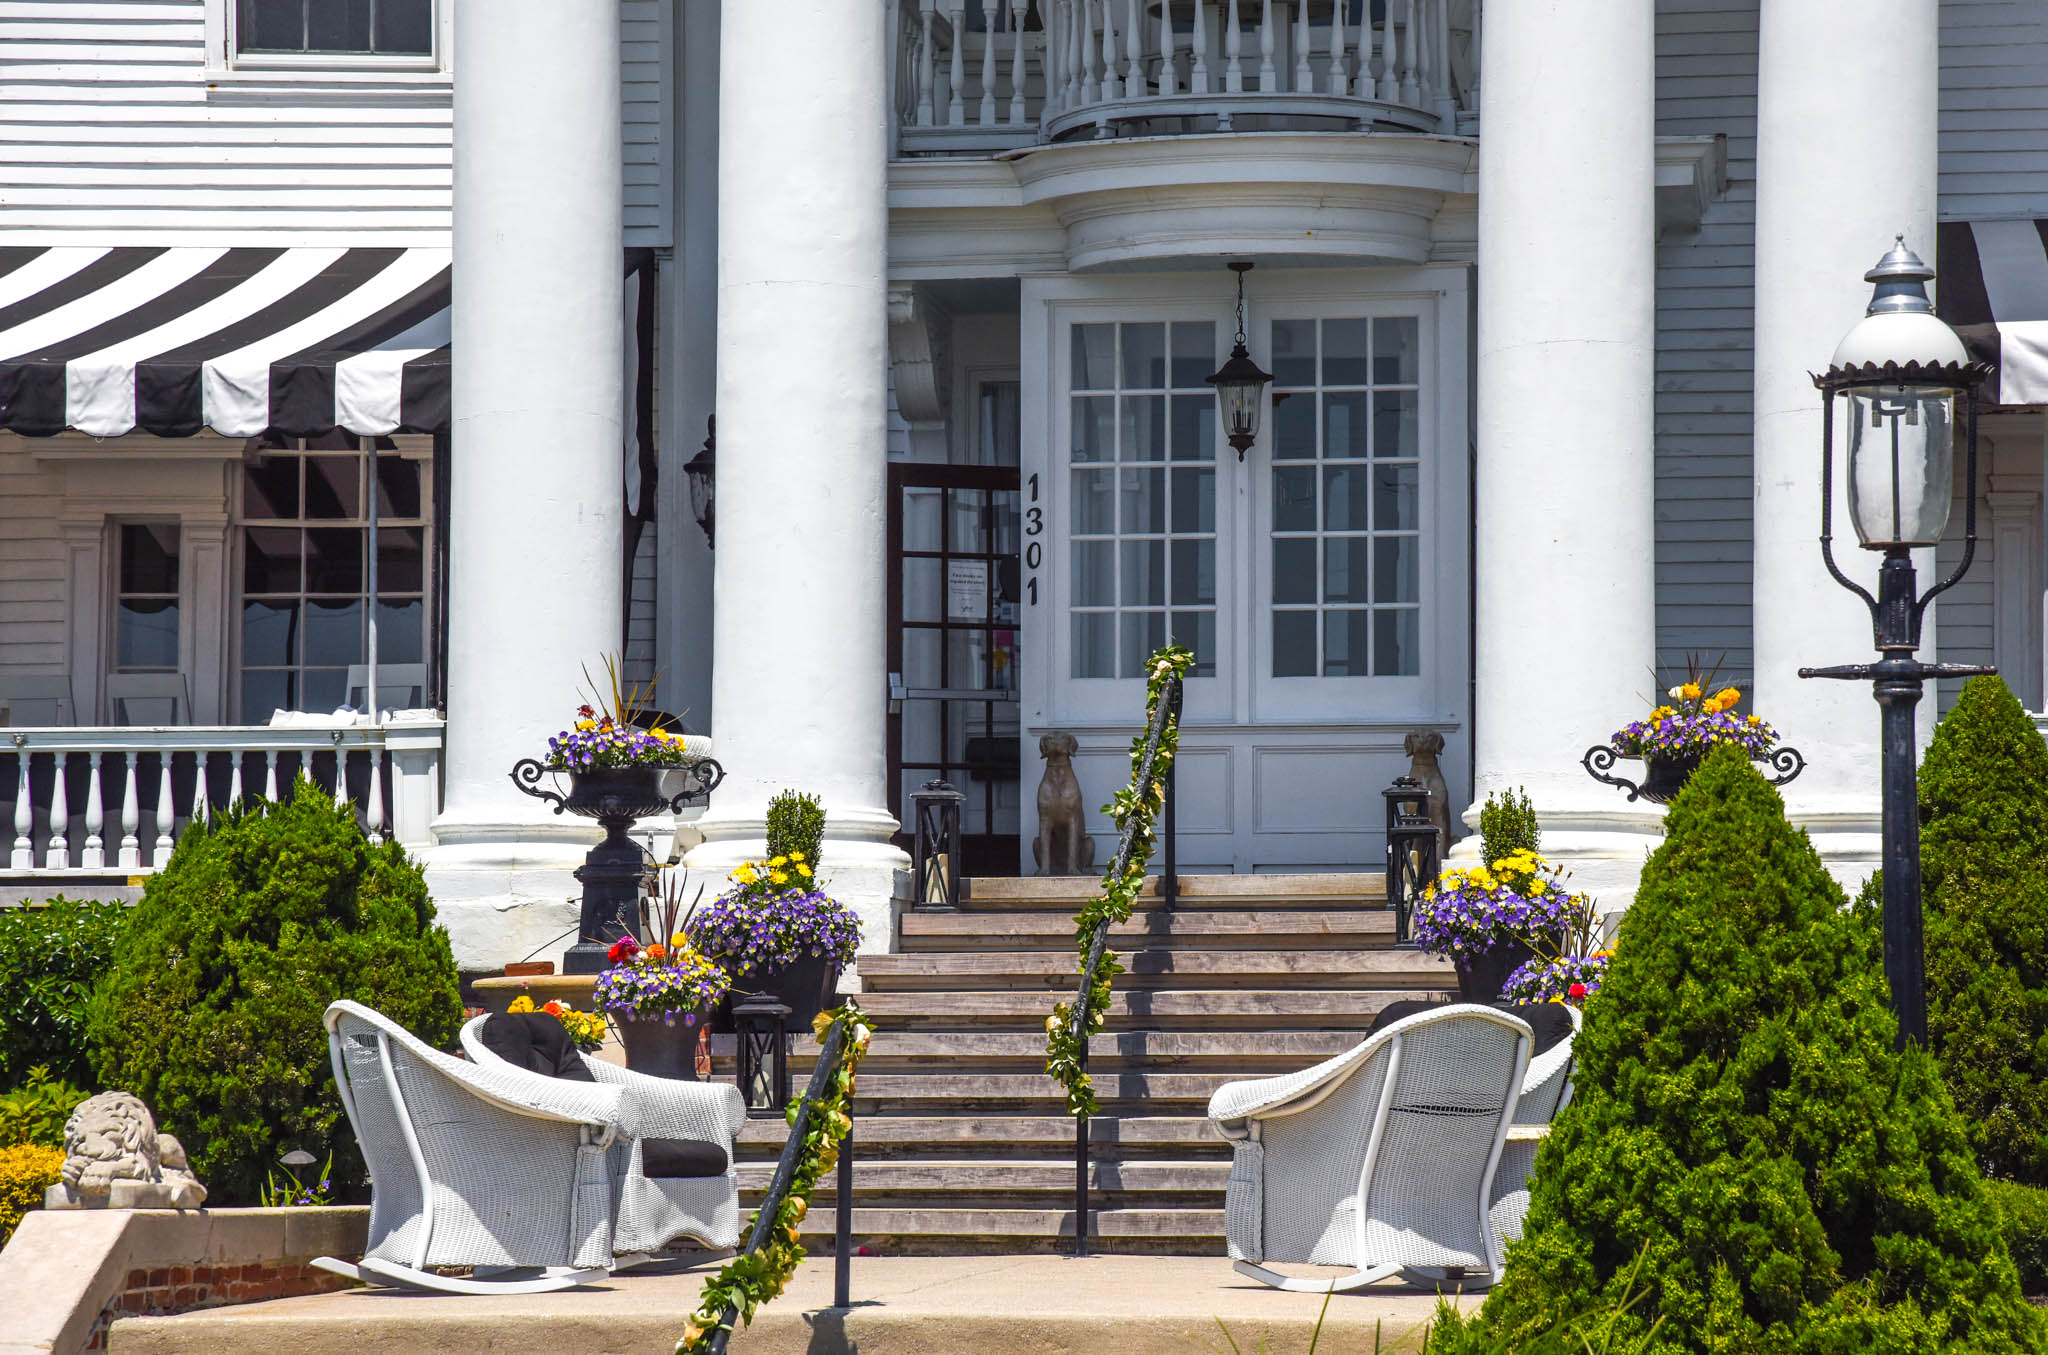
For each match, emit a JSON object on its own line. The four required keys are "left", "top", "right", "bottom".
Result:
{"left": 0, "top": 0, "right": 2044, "bottom": 968}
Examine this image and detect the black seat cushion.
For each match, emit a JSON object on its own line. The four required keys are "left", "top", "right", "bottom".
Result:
{"left": 478, "top": 1012, "right": 597, "bottom": 1083}
{"left": 641, "top": 1138, "right": 731, "bottom": 1179}
{"left": 1366, "top": 999, "right": 1573, "bottom": 1057}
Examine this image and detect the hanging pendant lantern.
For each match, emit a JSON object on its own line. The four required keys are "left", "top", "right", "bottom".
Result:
{"left": 1207, "top": 261, "right": 1273, "bottom": 461}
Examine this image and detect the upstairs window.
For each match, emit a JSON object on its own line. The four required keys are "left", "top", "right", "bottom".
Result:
{"left": 233, "top": 0, "right": 436, "bottom": 66}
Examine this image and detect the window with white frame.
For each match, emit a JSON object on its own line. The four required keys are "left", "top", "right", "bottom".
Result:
{"left": 231, "top": 0, "right": 436, "bottom": 65}
{"left": 1066, "top": 320, "right": 1219, "bottom": 679}
{"left": 112, "top": 524, "right": 181, "bottom": 677}
{"left": 1267, "top": 316, "right": 1422, "bottom": 678}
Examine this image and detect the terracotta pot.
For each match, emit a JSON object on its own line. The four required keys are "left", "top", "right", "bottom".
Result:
{"left": 1639, "top": 751, "right": 1707, "bottom": 805}
{"left": 614, "top": 1010, "right": 711, "bottom": 1080}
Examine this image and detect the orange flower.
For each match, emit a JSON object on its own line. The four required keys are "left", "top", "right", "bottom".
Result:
{"left": 542, "top": 1001, "right": 564, "bottom": 1016}
{"left": 644, "top": 943, "right": 669, "bottom": 962}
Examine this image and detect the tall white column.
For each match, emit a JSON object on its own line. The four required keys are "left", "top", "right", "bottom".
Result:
{"left": 428, "top": 0, "right": 625, "bottom": 969}
{"left": 685, "top": 0, "right": 906, "bottom": 954}
{"left": 1752, "top": 0, "right": 1939, "bottom": 881}
{"left": 1466, "top": 0, "right": 1660, "bottom": 908}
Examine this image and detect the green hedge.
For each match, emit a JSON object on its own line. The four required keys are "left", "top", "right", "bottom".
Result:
{"left": 85, "top": 780, "right": 462, "bottom": 1205}
{"left": 0, "top": 897, "right": 126, "bottom": 1090}
{"left": 1986, "top": 1179, "right": 2048, "bottom": 1297}
{"left": 1429, "top": 747, "right": 2044, "bottom": 1354}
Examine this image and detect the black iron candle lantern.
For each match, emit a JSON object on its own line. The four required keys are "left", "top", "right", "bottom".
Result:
{"left": 1207, "top": 261, "right": 1273, "bottom": 460}
{"left": 684, "top": 416, "right": 715, "bottom": 549}
{"left": 909, "top": 778, "right": 966, "bottom": 912}
{"left": 1382, "top": 775, "right": 1440, "bottom": 947}
{"left": 732, "top": 993, "right": 792, "bottom": 1118}
{"left": 1799, "top": 237, "right": 1995, "bottom": 1048}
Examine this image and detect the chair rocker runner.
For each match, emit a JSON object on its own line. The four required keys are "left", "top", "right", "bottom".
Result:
{"left": 1207, "top": 1005, "right": 1536, "bottom": 1294}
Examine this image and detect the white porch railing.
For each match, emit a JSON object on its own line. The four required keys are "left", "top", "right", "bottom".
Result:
{"left": 3, "top": 721, "right": 444, "bottom": 875}
{"left": 896, "top": 0, "right": 1470, "bottom": 153}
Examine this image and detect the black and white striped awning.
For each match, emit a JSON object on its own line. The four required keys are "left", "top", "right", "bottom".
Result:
{"left": 0, "top": 246, "right": 452, "bottom": 438}
{"left": 1937, "top": 219, "right": 2048, "bottom": 407}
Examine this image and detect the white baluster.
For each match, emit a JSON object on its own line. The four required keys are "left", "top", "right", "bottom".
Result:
{"left": 1224, "top": 0, "right": 1243, "bottom": 93}
{"left": 1376, "top": 1, "right": 1396, "bottom": 100}
{"left": 1399, "top": 0, "right": 1419, "bottom": 105}
{"left": 1079, "top": 0, "right": 1098, "bottom": 103}
{"left": 1327, "top": 0, "right": 1349, "bottom": 95}
{"left": 1431, "top": 0, "right": 1455, "bottom": 122}
{"left": 366, "top": 751, "right": 386, "bottom": 845}
{"left": 153, "top": 754, "right": 174, "bottom": 865}
{"left": 1063, "top": 0, "right": 1081, "bottom": 105}
{"left": 1124, "top": 0, "right": 1143, "bottom": 96}
{"left": 333, "top": 746, "right": 350, "bottom": 813}
{"left": 228, "top": 750, "right": 245, "bottom": 814}
{"left": 1468, "top": 0, "right": 1479, "bottom": 116}
{"left": 1157, "top": 0, "right": 1178, "bottom": 96}
{"left": 45, "top": 753, "right": 68, "bottom": 871}
{"left": 263, "top": 747, "right": 279, "bottom": 804}
{"left": 1257, "top": 0, "right": 1275, "bottom": 90}
{"left": 81, "top": 753, "right": 104, "bottom": 870}
{"left": 980, "top": 0, "right": 1000, "bottom": 123}
{"left": 118, "top": 752, "right": 140, "bottom": 870}
{"left": 948, "top": 1, "right": 967, "bottom": 124}
{"left": 11, "top": 746, "right": 32, "bottom": 870}
{"left": 1100, "top": 0, "right": 1118, "bottom": 105}
{"left": 917, "top": 0, "right": 938, "bottom": 125}
{"left": 1293, "top": 1, "right": 1312, "bottom": 91}
{"left": 1191, "top": 0, "right": 1210, "bottom": 92}
{"left": 192, "top": 753, "right": 210, "bottom": 829}
{"left": 1009, "top": 0, "right": 1028, "bottom": 122}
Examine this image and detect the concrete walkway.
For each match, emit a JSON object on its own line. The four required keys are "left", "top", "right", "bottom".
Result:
{"left": 108, "top": 1255, "right": 1474, "bottom": 1355}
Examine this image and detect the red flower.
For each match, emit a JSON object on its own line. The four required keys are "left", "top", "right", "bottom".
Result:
{"left": 607, "top": 936, "right": 639, "bottom": 963}
{"left": 577, "top": 704, "right": 596, "bottom": 719}
{"left": 1567, "top": 982, "right": 1588, "bottom": 1000}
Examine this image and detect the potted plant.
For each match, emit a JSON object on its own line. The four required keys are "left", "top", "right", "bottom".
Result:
{"left": 506, "top": 993, "right": 610, "bottom": 1053}
{"left": 1586, "top": 660, "right": 1796, "bottom": 805}
{"left": 538, "top": 657, "right": 702, "bottom": 813}
{"left": 591, "top": 873, "right": 729, "bottom": 1079}
{"left": 1413, "top": 789, "right": 1594, "bottom": 1002}
{"left": 689, "top": 790, "right": 861, "bottom": 1029}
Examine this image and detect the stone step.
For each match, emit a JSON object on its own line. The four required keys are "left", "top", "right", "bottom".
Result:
{"left": 738, "top": 1159, "right": 1229, "bottom": 1196}
{"left": 732, "top": 1029, "right": 1366, "bottom": 1069}
{"left": 736, "top": 1114, "right": 1216, "bottom": 1151}
{"left": 960, "top": 872, "right": 1385, "bottom": 910}
{"left": 858, "top": 947, "right": 1453, "bottom": 992}
{"left": 900, "top": 908, "right": 1396, "bottom": 951}
{"left": 841, "top": 987, "right": 1441, "bottom": 1029}
{"left": 844, "top": 1071, "right": 1242, "bottom": 1107}
{"left": 795, "top": 1206, "right": 1227, "bottom": 1243}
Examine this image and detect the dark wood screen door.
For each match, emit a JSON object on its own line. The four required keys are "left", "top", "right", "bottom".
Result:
{"left": 887, "top": 463, "right": 1023, "bottom": 876}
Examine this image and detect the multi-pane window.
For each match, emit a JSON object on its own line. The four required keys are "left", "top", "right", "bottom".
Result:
{"left": 1068, "top": 320, "right": 1218, "bottom": 679}
{"left": 238, "top": 444, "right": 430, "bottom": 719}
{"left": 113, "top": 525, "right": 180, "bottom": 675}
{"left": 236, "top": 0, "right": 433, "bottom": 58}
{"left": 1269, "top": 316, "right": 1422, "bottom": 677}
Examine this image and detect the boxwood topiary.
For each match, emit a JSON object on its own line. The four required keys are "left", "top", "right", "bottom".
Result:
{"left": 1917, "top": 674, "right": 2048, "bottom": 1187}
{"left": 84, "top": 779, "right": 461, "bottom": 1205}
{"left": 1429, "top": 745, "right": 2044, "bottom": 1354}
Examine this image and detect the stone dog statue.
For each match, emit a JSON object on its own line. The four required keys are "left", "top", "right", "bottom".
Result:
{"left": 1033, "top": 731, "right": 1095, "bottom": 876}
{"left": 45, "top": 1090, "right": 207, "bottom": 1211}
{"left": 1404, "top": 730, "right": 1458, "bottom": 848}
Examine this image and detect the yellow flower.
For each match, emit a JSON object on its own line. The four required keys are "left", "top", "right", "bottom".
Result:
{"left": 796, "top": 864, "right": 813, "bottom": 879}
{"left": 1045, "top": 1014, "right": 1061, "bottom": 1034}
{"left": 1648, "top": 705, "right": 1675, "bottom": 721}
{"left": 1714, "top": 687, "right": 1741, "bottom": 708}
{"left": 788, "top": 1196, "right": 808, "bottom": 1223}
{"left": 770, "top": 871, "right": 789, "bottom": 885}
{"left": 682, "top": 1323, "right": 704, "bottom": 1348}
{"left": 670, "top": 932, "right": 688, "bottom": 949}
{"left": 576, "top": 719, "right": 596, "bottom": 732}
{"left": 770, "top": 855, "right": 789, "bottom": 868}
{"left": 813, "top": 1011, "right": 835, "bottom": 1039}
{"left": 789, "top": 851, "right": 806, "bottom": 862}
{"left": 1679, "top": 682, "right": 1701, "bottom": 700}
{"left": 507, "top": 995, "right": 535, "bottom": 1013}
{"left": 735, "top": 865, "right": 757, "bottom": 885}
{"left": 1746, "top": 714, "right": 1762, "bottom": 726}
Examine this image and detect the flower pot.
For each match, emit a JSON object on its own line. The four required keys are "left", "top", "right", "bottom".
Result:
{"left": 1455, "top": 937, "right": 1538, "bottom": 1003}
{"left": 1639, "top": 751, "right": 1706, "bottom": 805}
{"left": 712, "top": 953, "right": 842, "bottom": 1033}
{"left": 562, "top": 765, "right": 678, "bottom": 821}
{"left": 614, "top": 1010, "right": 710, "bottom": 1081}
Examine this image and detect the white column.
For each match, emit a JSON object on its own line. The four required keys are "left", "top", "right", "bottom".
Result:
{"left": 1466, "top": 0, "right": 1660, "bottom": 910}
{"left": 1752, "top": 0, "right": 1939, "bottom": 881}
{"left": 686, "top": 0, "right": 907, "bottom": 957}
{"left": 427, "top": 0, "right": 625, "bottom": 970}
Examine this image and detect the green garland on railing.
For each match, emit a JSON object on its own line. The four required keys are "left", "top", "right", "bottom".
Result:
{"left": 1044, "top": 645, "right": 1194, "bottom": 1119}
{"left": 675, "top": 1001, "right": 873, "bottom": 1355}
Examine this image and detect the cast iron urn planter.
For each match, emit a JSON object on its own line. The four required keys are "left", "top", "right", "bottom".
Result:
{"left": 509, "top": 758, "right": 725, "bottom": 974}
{"left": 1581, "top": 744, "right": 1804, "bottom": 806}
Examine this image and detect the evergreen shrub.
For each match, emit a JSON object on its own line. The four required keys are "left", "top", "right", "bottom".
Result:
{"left": 1477, "top": 787, "right": 1538, "bottom": 863}
{"left": 765, "top": 789, "right": 825, "bottom": 866}
{"left": 1428, "top": 745, "right": 2045, "bottom": 1354}
{"left": 1916, "top": 675, "right": 2048, "bottom": 1186}
{"left": 1984, "top": 1179, "right": 2048, "bottom": 1296}
{"left": 0, "top": 1067, "right": 87, "bottom": 1148}
{"left": 0, "top": 897, "right": 126, "bottom": 1089}
{"left": 84, "top": 780, "right": 462, "bottom": 1204}
{"left": 0, "top": 1142, "right": 61, "bottom": 1245}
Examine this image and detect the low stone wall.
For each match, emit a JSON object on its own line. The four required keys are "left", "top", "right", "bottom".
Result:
{"left": 0, "top": 1205, "right": 365, "bottom": 1355}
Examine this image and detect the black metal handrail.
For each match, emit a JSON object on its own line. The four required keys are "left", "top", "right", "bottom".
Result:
{"left": 705, "top": 1018, "right": 854, "bottom": 1355}
{"left": 1068, "top": 675, "right": 1182, "bottom": 1257}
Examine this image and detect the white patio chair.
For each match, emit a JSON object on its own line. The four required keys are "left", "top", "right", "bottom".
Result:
{"left": 460, "top": 1013, "right": 746, "bottom": 1255}
{"left": 1207, "top": 1004, "right": 1533, "bottom": 1293}
{"left": 1486, "top": 1002, "right": 1584, "bottom": 1259}
{"left": 0, "top": 674, "right": 75, "bottom": 726}
{"left": 105, "top": 672, "right": 188, "bottom": 726}
{"left": 313, "top": 1000, "right": 629, "bottom": 1294}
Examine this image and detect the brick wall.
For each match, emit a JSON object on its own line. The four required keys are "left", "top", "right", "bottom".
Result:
{"left": 84, "top": 1259, "right": 355, "bottom": 1351}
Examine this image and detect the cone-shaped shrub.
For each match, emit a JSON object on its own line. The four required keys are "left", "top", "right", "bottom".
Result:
{"left": 84, "top": 780, "right": 461, "bottom": 1204}
{"left": 1918, "top": 674, "right": 2048, "bottom": 1186}
{"left": 1429, "top": 745, "right": 2044, "bottom": 1354}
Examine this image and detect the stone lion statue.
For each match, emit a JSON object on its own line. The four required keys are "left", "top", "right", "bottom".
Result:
{"left": 46, "top": 1090, "right": 207, "bottom": 1211}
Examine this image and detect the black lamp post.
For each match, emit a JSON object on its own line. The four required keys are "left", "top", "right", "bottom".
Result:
{"left": 684, "top": 416, "right": 715, "bottom": 548}
{"left": 1207, "top": 261, "right": 1273, "bottom": 460}
{"left": 1798, "top": 237, "right": 1995, "bottom": 1048}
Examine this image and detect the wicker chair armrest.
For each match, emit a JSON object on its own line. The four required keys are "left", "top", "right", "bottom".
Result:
{"left": 447, "top": 1013, "right": 624, "bottom": 1128}
{"left": 1207, "top": 1028, "right": 1393, "bottom": 1129}
{"left": 583, "top": 1057, "right": 747, "bottom": 1143}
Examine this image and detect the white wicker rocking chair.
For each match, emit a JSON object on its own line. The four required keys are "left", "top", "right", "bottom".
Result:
{"left": 1207, "top": 1004, "right": 1535, "bottom": 1293}
{"left": 313, "top": 1000, "right": 632, "bottom": 1294}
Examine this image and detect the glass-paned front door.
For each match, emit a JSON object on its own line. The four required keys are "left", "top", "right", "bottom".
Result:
{"left": 888, "top": 464, "right": 1023, "bottom": 875}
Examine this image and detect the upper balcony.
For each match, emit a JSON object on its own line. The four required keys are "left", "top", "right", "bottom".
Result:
{"left": 894, "top": 0, "right": 1474, "bottom": 157}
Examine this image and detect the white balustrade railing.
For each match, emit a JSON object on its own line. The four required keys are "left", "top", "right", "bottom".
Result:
{"left": 2, "top": 721, "right": 444, "bottom": 875}
{"left": 896, "top": 0, "right": 1469, "bottom": 152}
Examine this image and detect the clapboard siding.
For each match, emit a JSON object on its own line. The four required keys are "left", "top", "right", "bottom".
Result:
{"left": 1654, "top": 0, "right": 1760, "bottom": 683}
{"left": 0, "top": 444, "right": 69, "bottom": 678}
{"left": 1940, "top": 0, "right": 2048, "bottom": 219}
{"left": 0, "top": 0, "right": 671, "bottom": 246}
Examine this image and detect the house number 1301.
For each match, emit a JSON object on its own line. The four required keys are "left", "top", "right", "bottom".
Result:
{"left": 1024, "top": 473, "right": 1041, "bottom": 604}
